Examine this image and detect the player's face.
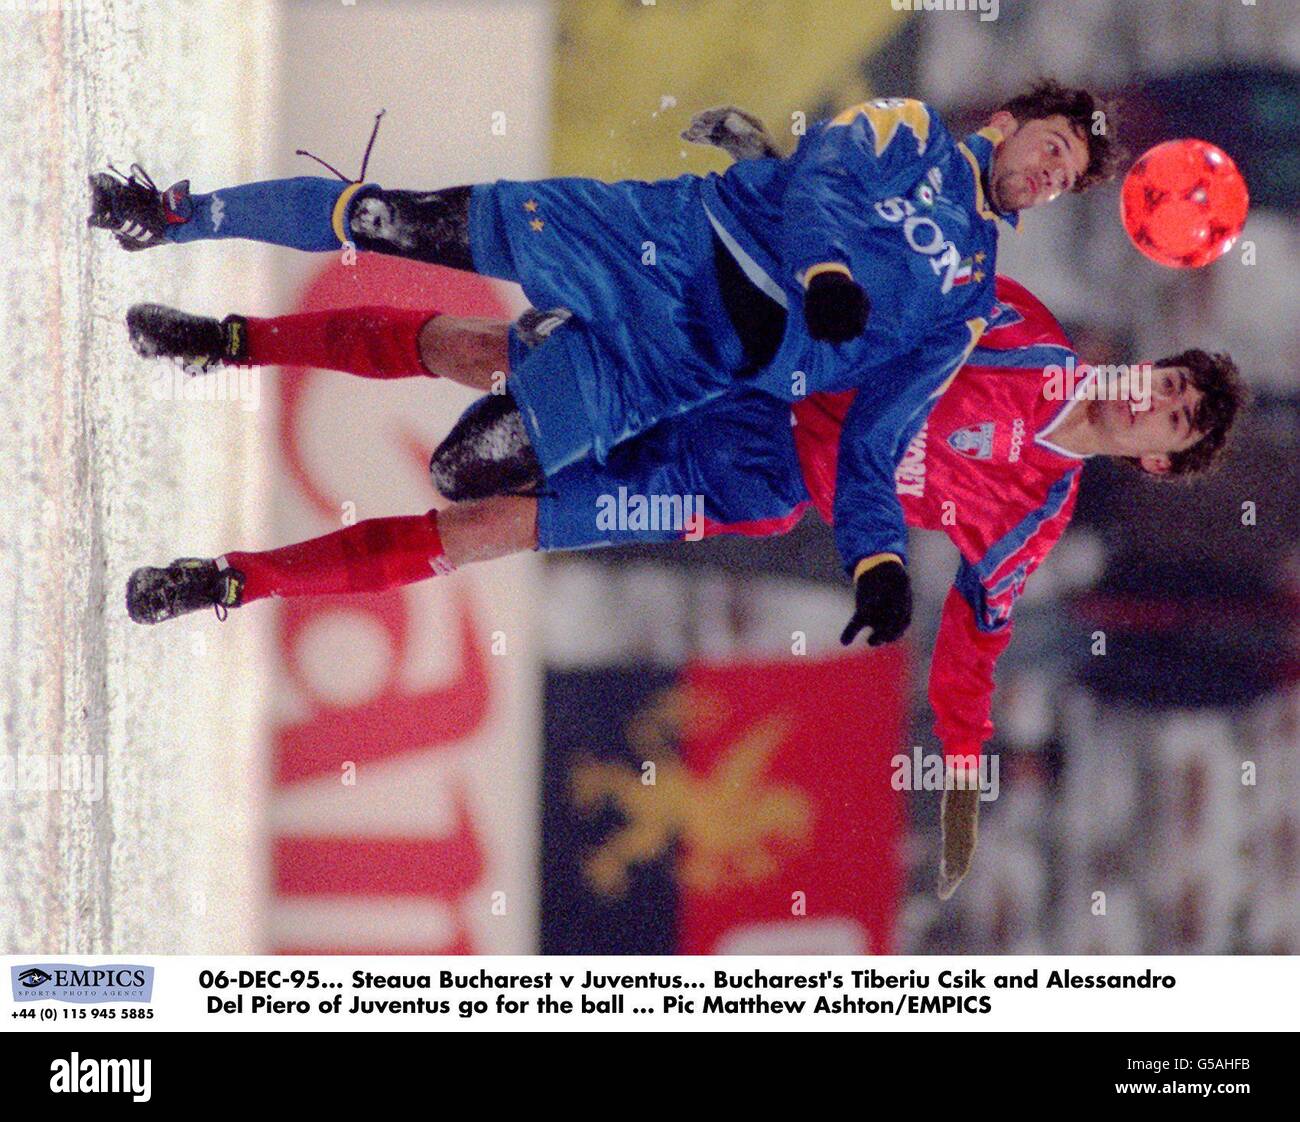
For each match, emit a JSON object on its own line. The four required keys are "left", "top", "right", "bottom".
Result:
{"left": 1092, "top": 365, "right": 1205, "bottom": 471}
{"left": 987, "top": 114, "right": 1090, "bottom": 212}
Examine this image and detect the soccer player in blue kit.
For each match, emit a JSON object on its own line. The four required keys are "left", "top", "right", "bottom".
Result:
{"left": 92, "top": 79, "right": 1117, "bottom": 643}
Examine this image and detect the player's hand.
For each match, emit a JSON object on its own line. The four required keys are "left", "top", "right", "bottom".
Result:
{"left": 804, "top": 271, "right": 869, "bottom": 343}
{"left": 840, "top": 557, "right": 912, "bottom": 647}
{"left": 681, "top": 106, "right": 783, "bottom": 161}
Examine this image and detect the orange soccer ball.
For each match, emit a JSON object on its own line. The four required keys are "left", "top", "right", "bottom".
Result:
{"left": 1119, "top": 139, "right": 1249, "bottom": 268}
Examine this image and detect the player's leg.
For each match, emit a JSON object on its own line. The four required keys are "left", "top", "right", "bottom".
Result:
{"left": 125, "top": 385, "right": 809, "bottom": 624}
{"left": 124, "top": 301, "right": 572, "bottom": 391}
{"left": 88, "top": 164, "right": 487, "bottom": 267}
{"left": 422, "top": 307, "right": 597, "bottom": 498}
{"left": 93, "top": 166, "right": 751, "bottom": 479}
{"left": 125, "top": 497, "right": 538, "bottom": 624}
{"left": 88, "top": 169, "right": 356, "bottom": 254}
{"left": 417, "top": 305, "right": 573, "bottom": 393}
{"left": 429, "top": 392, "right": 544, "bottom": 501}
{"left": 125, "top": 303, "right": 509, "bottom": 389}
{"left": 426, "top": 347, "right": 812, "bottom": 518}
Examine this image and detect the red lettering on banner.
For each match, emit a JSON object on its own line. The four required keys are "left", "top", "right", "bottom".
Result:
{"left": 275, "top": 793, "right": 483, "bottom": 897}
{"left": 271, "top": 256, "right": 513, "bottom": 953}
{"left": 275, "top": 588, "right": 489, "bottom": 784}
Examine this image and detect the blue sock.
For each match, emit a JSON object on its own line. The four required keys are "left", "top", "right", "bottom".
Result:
{"left": 167, "top": 176, "right": 358, "bottom": 252}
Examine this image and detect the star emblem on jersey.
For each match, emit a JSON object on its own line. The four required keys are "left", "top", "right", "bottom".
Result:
{"left": 523, "top": 199, "right": 539, "bottom": 212}
{"left": 529, "top": 218, "right": 545, "bottom": 232}
{"left": 948, "top": 422, "right": 996, "bottom": 459}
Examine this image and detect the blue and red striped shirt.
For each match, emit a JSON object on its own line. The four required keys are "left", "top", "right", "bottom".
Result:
{"left": 790, "top": 276, "right": 1087, "bottom": 758}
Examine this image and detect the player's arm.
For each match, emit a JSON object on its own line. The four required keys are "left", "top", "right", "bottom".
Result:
{"left": 931, "top": 574, "right": 1019, "bottom": 902}
{"left": 930, "top": 578, "right": 1016, "bottom": 765}
{"left": 930, "top": 479, "right": 1079, "bottom": 759}
{"left": 930, "top": 483, "right": 1079, "bottom": 898}
{"left": 832, "top": 385, "right": 924, "bottom": 647}
{"left": 834, "top": 322, "right": 985, "bottom": 645}
{"left": 781, "top": 99, "right": 944, "bottom": 342}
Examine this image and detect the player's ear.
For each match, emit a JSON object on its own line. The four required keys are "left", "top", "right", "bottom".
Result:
{"left": 1138, "top": 452, "right": 1172, "bottom": 476}
{"left": 987, "top": 110, "right": 1019, "bottom": 141}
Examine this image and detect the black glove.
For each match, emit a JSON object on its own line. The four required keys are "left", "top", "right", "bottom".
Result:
{"left": 840, "top": 558, "right": 912, "bottom": 647}
{"left": 803, "top": 270, "right": 869, "bottom": 343}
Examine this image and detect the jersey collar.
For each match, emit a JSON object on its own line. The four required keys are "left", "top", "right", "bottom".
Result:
{"left": 959, "top": 127, "right": 1023, "bottom": 231}
{"left": 1035, "top": 364, "right": 1095, "bottom": 460}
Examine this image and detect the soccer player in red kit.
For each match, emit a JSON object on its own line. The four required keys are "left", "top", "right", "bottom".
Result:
{"left": 122, "top": 277, "right": 1244, "bottom": 893}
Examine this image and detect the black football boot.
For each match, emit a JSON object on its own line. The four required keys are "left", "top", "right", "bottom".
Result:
{"left": 125, "top": 558, "right": 246, "bottom": 624}
{"left": 88, "top": 163, "right": 191, "bottom": 251}
{"left": 126, "top": 304, "right": 248, "bottom": 372}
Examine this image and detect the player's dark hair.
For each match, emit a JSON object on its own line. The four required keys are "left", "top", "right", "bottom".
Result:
{"left": 1000, "top": 78, "right": 1123, "bottom": 192}
{"left": 1123, "top": 349, "right": 1248, "bottom": 479}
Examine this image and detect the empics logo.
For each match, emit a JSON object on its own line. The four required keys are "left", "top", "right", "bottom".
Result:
{"left": 11, "top": 963, "right": 154, "bottom": 1004}
{"left": 16, "top": 967, "right": 52, "bottom": 988}
{"left": 50, "top": 1054, "right": 151, "bottom": 1103}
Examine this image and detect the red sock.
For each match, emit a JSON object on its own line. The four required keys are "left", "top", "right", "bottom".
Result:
{"left": 223, "top": 510, "right": 454, "bottom": 603}
{"left": 243, "top": 306, "right": 436, "bottom": 379}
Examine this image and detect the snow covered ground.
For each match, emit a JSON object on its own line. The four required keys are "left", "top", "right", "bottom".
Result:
{"left": 0, "top": 0, "right": 277, "bottom": 953}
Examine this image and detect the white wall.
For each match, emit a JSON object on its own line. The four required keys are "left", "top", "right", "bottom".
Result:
{"left": 0, "top": 0, "right": 279, "bottom": 953}
{"left": 265, "top": 0, "right": 552, "bottom": 954}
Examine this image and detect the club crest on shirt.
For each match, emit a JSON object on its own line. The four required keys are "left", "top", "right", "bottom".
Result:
{"left": 948, "top": 422, "right": 995, "bottom": 459}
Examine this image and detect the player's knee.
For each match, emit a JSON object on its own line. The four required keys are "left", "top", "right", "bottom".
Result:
{"left": 421, "top": 316, "right": 509, "bottom": 385}
{"left": 346, "top": 185, "right": 473, "bottom": 268}
{"left": 428, "top": 441, "right": 475, "bottom": 503}
{"left": 429, "top": 391, "right": 542, "bottom": 501}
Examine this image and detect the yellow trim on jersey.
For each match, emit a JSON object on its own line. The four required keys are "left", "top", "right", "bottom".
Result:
{"left": 956, "top": 141, "right": 998, "bottom": 222}
{"left": 854, "top": 553, "right": 904, "bottom": 581}
{"left": 964, "top": 126, "right": 1024, "bottom": 231}
{"left": 331, "top": 181, "right": 366, "bottom": 246}
{"left": 930, "top": 317, "right": 989, "bottom": 400}
{"left": 830, "top": 98, "right": 932, "bottom": 157}
{"left": 803, "top": 261, "right": 853, "bottom": 286}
